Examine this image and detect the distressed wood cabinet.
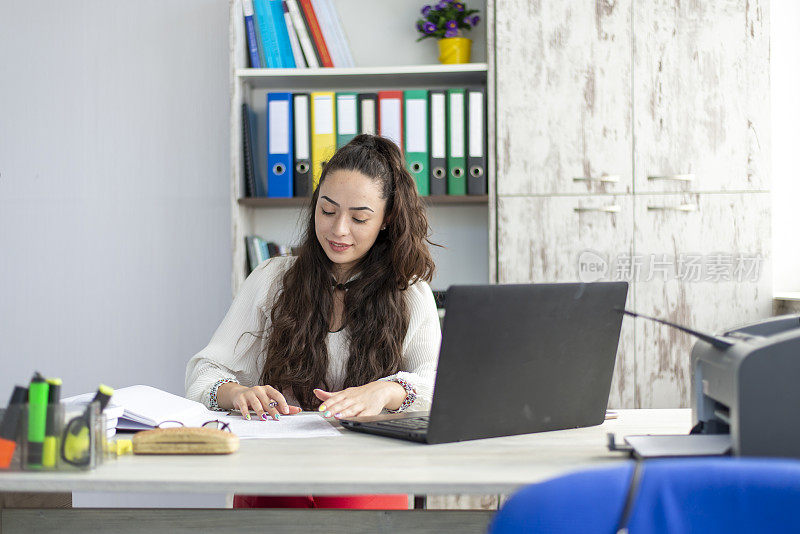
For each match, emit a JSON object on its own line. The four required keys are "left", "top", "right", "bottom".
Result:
{"left": 633, "top": 0, "right": 770, "bottom": 194}
{"left": 497, "top": 195, "right": 636, "bottom": 407}
{"left": 494, "top": 0, "right": 771, "bottom": 408}
{"left": 632, "top": 193, "right": 772, "bottom": 407}
{"left": 495, "top": 0, "right": 632, "bottom": 196}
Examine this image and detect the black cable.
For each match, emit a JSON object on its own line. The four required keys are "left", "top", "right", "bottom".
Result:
{"left": 616, "top": 460, "right": 644, "bottom": 534}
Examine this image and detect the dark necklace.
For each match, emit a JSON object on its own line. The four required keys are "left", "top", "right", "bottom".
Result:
{"left": 332, "top": 279, "right": 355, "bottom": 291}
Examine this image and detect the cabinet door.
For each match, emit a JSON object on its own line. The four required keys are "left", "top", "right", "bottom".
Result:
{"left": 633, "top": 0, "right": 769, "bottom": 193}
{"left": 498, "top": 195, "right": 635, "bottom": 407}
{"left": 495, "top": 1, "right": 632, "bottom": 195}
{"left": 633, "top": 193, "right": 771, "bottom": 408}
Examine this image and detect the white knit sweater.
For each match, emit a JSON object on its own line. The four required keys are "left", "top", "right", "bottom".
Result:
{"left": 185, "top": 256, "right": 442, "bottom": 411}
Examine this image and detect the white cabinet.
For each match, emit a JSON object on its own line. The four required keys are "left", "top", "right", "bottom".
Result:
{"left": 497, "top": 195, "right": 636, "bottom": 407}
{"left": 632, "top": 193, "right": 771, "bottom": 407}
{"left": 494, "top": 0, "right": 771, "bottom": 408}
{"left": 495, "top": 0, "right": 632, "bottom": 196}
{"left": 633, "top": 0, "right": 770, "bottom": 193}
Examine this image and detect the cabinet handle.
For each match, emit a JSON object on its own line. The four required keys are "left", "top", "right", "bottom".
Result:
{"left": 646, "top": 204, "right": 698, "bottom": 212}
{"left": 573, "top": 205, "right": 622, "bottom": 213}
{"left": 573, "top": 175, "right": 620, "bottom": 183}
{"left": 647, "top": 173, "right": 695, "bottom": 182}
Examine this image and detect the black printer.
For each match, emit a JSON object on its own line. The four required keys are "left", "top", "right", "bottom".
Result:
{"left": 691, "top": 314, "right": 800, "bottom": 458}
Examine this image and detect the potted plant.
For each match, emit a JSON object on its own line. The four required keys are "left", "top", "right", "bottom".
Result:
{"left": 415, "top": 1, "right": 481, "bottom": 64}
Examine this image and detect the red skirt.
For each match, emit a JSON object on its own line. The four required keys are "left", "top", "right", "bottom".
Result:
{"left": 233, "top": 494, "right": 409, "bottom": 509}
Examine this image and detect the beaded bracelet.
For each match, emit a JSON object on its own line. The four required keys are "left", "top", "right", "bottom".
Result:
{"left": 209, "top": 378, "right": 239, "bottom": 411}
{"left": 387, "top": 377, "right": 417, "bottom": 413}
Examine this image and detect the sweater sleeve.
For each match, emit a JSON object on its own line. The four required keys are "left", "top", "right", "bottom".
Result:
{"left": 185, "top": 258, "right": 287, "bottom": 408}
{"left": 379, "top": 280, "right": 441, "bottom": 411}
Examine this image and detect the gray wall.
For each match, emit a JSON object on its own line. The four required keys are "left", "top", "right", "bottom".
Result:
{"left": 0, "top": 0, "right": 231, "bottom": 399}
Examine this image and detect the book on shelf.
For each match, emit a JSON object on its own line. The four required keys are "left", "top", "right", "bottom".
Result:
{"left": 282, "top": 0, "right": 307, "bottom": 68}
{"left": 285, "top": 0, "right": 320, "bottom": 68}
{"left": 242, "top": 103, "right": 256, "bottom": 197}
{"left": 268, "top": 0, "right": 297, "bottom": 68}
{"left": 378, "top": 90, "right": 403, "bottom": 151}
{"left": 242, "top": 0, "right": 261, "bottom": 68}
{"left": 357, "top": 93, "right": 378, "bottom": 135}
{"left": 446, "top": 88, "right": 467, "bottom": 196}
{"left": 293, "top": 93, "right": 313, "bottom": 196}
{"left": 311, "top": 91, "right": 336, "bottom": 191}
{"left": 242, "top": 102, "right": 266, "bottom": 197}
{"left": 404, "top": 90, "right": 430, "bottom": 196}
{"left": 335, "top": 92, "right": 358, "bottom": 149}
{"left": 244, "top": 0, "right": 352, "bottom": 69}
{"left": 253, "top": 0, "right": 295, "bottom": 68}
{"left": 246, "top": 235, "right": 293, "bottom": 273}
{"left": 247, "top": 88, "right": 486, "bottom": 198}
{"left": 429, "top": 89, "right": 447, "bottom": 196}
{"left": 297, "top": 0, "right": 333, "bottom": 67}
{"left": 311, "top": 0, "right": 354, "bottom": 68}
{"left": 266, "top": 92, "right": 294, "bottom": 197}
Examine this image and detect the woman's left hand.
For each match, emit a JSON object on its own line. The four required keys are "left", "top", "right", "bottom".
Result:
{"left": 314, "top": 381, "right": 404, "bottom": 418}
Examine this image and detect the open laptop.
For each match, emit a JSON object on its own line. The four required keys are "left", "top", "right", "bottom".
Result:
{"left": 339, "top": 282, "right": 629, "bottom": 444}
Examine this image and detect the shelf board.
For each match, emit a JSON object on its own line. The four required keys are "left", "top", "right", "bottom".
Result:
{"left": 238, "top": 195, "right": 489, "bottom": 208}
{"left": 236, "top": 64, "right": 488, "bottom": 89}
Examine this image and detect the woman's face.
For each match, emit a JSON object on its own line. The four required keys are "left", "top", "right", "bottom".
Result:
{"left": 315, "top": 169, "right": 387, "bottom": 277}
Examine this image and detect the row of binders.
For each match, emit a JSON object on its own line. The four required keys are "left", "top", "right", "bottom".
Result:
{"left": 242, "top": 88, "right": 487, "bottom": 198}
{"left": 242, "top": 0, "right": 353, "bottom": 69}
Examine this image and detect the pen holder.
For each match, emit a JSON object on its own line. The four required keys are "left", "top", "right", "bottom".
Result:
{"left": 18, "top": 401, "right": 105, "bottom": 471}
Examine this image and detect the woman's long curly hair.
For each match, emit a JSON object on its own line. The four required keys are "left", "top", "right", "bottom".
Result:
{"left": 258, "top": 134, "right": 436, "bottom": 410}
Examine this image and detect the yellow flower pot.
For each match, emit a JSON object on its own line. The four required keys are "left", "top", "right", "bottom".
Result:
{"left": 438, "top": 37, "right": 472, "bottom": 64}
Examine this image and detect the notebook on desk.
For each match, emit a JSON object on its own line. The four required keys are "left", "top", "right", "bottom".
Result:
{"left": 339, "top": 282, "right": 629, "bottom": 444}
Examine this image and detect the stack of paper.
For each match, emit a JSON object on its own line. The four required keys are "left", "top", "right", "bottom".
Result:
{"left": 110, "top": 385, "right": 219, "bottom": 430}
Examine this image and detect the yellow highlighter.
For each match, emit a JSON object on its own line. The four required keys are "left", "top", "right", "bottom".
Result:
{"left": 42, "top": 377, "right": 62, "bottom": 468}
{"left": 61, "top": 384, "right": 114, "bottom": 467}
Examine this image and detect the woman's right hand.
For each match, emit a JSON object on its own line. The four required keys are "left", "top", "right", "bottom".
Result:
{"left": 218, "top": 383, "right": 301, "bottom": 421}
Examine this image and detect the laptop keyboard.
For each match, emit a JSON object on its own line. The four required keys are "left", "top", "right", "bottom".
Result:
{"left": 377, "top": 416, "right": 429, "bottom": 431}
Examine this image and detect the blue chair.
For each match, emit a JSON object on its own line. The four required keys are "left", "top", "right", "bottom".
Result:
{"left": 490, "top": 458, "right": 800, "bottom": 533}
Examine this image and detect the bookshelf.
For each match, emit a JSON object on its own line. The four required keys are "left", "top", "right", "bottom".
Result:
{"left": 239, "top": 195, "right": 489, "bottom": 208}
{"left": 236, "top": 63, "right": 488, "bottom": 88}
{"left": 228, "top": 0, "right": 494, "bottom": 294}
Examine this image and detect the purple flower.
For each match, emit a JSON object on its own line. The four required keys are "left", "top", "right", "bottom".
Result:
{"left": 421, "top": 5, "right": 431, "bottom": 16}
{"left": 423, "top": 22, "right": 436, "bottom": 34}
{"left": 416, "top": 21, "right": 423, "bottom": 31}
{"left": 435, "top": 0, "right": 448, "bottom": 10}
{"left": 453, "top": 2, "right": 465, "bottom": 11}
{"left": 445, "top": 19, "right": 457, "bottom": 30}
{"left": 469, "top": 15, "right": 480, "bottom": 26}
{"left": 444, "top": 28, "right": 458, "bottom": 38}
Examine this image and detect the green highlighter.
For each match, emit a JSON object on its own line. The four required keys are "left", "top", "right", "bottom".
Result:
{"left": 26, "top": 372, "right": 49, "bottom": 468}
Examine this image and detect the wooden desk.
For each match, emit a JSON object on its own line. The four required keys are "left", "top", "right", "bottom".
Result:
{"left": 0, "top": 409, "right": 690, "bottom": 533}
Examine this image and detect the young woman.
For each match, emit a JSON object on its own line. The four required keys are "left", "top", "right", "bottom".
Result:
{"left": 185, "top": 134, "right": 441, "bottom": 509}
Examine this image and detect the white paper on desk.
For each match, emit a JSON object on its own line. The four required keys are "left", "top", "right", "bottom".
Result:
{"left": 217, "top": 413, "right": 341, "bottom": 439}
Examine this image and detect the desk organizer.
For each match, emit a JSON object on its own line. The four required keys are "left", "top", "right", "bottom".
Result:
{"left": 8, "top": 401, "right": 106, "bottom": 471}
